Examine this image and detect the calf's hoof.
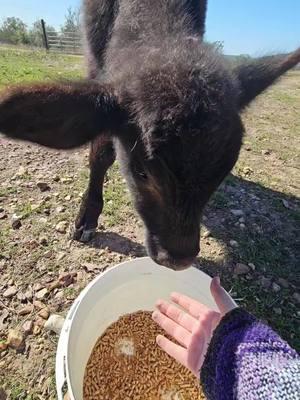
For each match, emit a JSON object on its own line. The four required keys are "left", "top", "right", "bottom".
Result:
{"left": 72, "top": 226, "right": 96, "bottom": 243}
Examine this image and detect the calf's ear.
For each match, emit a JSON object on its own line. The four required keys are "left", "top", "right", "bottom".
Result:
{"left": 235, "top": 48, "right": 300, "bottom": 110}
{"left": 0, "top": 82, "right": 125, "bottom": 149}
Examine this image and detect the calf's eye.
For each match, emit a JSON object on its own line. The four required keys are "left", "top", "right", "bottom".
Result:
{"left": 133, "top": 165, "right": 148, "bottom": 181}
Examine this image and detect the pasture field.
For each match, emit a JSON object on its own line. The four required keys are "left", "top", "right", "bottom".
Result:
{"left": 0, "top": 47, "right": 299, "bottom": 399}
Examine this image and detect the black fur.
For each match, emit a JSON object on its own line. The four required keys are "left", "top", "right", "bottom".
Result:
{"left": 0, "top": 0, "right": 299, "bottom": 269}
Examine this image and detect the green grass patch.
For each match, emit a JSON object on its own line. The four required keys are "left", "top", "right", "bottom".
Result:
{"left": 0, "top": 47, "right": 84, "bottom": 88}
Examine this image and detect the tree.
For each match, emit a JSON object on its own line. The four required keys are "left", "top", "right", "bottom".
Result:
{"left": 61, "top": 7, "right": 80, "bottom": 33}
{"left": 0, "top": 17, "right": 29, "bottom": 44}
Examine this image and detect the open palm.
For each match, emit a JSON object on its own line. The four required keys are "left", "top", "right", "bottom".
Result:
{"left": 152, "top": 277, "right": 237, "bottom": 376}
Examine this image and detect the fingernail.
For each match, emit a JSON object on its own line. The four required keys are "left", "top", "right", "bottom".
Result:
{"left": 152, "top": 311, "right": 159, "bottom": 320}
{"left": 170, "top": 292, "right": 178, "bottom": 300}
{"left": 156, "top": 335, "right": 163, "bottom": 346}
{"left": 156, "top": 300, "right": 163, "bottom": 308}
{"left": 216, "top": 276, "right": 221, "bottom": 286}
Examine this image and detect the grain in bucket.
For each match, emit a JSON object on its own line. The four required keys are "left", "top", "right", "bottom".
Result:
{"left": 56, "top": 257, "right": 217, "bottom": 399}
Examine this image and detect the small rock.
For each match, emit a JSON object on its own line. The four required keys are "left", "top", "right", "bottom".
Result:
{"left": 231, "top": 209, "right": 244, "bottom": 217}
{"left": 239, "top": 223, "right": 246, "bottom": 230}
{"left": 59, "top": 272, "right": 76, "bottom": 286}
{"left": 39, "top": 217, "right": 48, "bottom": 224}
{"left": 35, "top": 317, "right": 46, "bottom": 328}
{"left": 82, "top": 262, "right": 100, "bottom": 273}
{"left": 33, "top": 300, "right": 46, "bottom": 310}
{"left": 57, "top": 252, "right": 65, "bottom": 262}
{"left": 0, "top": 211, "right": 7, "bottom": 220}
{"left": 56, "top": 206, "right": 66, "bottom": 213}
{"left": 202, "top": 230, "right": 211, "bottom": 239}
{"left": 53, "top": 175, "right": 60, "bottom": 182}
{"left": 273, "top": 308, "right": 282, "bottom": 315}
{"left": 39, "top": 237, "right": 48, "bottom": 246}
{"left": 65, "top": 195, "right": 71, "bottom": 201}
{"left": 22, "top": 320, "right": 33, "bottom": 335}
{"left": 25, "top": 239, "right": 39, "bottom": 250}
{"left": 17, "top": 292, "right": 26, "bottom": 302}
{"left": 234, "top": 263, "right": 250, "bottom": 275}
{"left": 35, "top": 288, "right": 49, "bottom": 300}
{"left": 0, "top": 342, "right": 8, "bottom": 352}
{"left": 272, "top": 283, "right": 281, "bottom": 293}
{"left": 55, "top": 290, "right": 64, "bottom": 299}
{"left": 16, "top": 166, "right": 27, "bottom": 176}
{"left": 3, "top": 286, "right": 17, "bottom": 298}
{"left": 33, "top": 282, "right": 43, "bottom": 291}
{"left": 243, "top": 166, "right": 253, "bottom": 176}
{"left": 44, "top": 207, "right": 51, "bottom": 216}
{"left": 293, "top": 293, "right": 300, "bottom": 304}
{"left": 37, "top": 182, "right": 50, "bottom": 192}
{"left": 48, "top": 281, "right": 61, "bottom": 291}
{"left": 230, "top": 240, "right": 239, "bottom": 248}
{"left": 61, "top": 177, "right": 73, "bottom": 184}
{"left": 11, "top": 215, "right": 22, "bottom": 230}
{"left": 278, "top": 278, "right": 289, "bottom": 289}
{"left": 55, "top": 221, "right": 68, "bottom": 234}
{"left": 24, "top": 288, "right": 33, "bottom": 300}
{"left": 45, "top": 314, "right": 65, "bottom": 335}
{"left": 33, "top": 324, "right": 42, "bottom": 336}
{"left": 44, "top": 250, "right": 52, "bottom": 258}
{"left": 282, "top": 199, "right": 291, "bottom": 209}
{"left": 259, "top": 276, "right": 272, "bottom": 289}
{"left": 262, "top": 149, "right": 271, "bottom": 155}
{"left": 38, "top": 308, "right": 50, "bottom": 320}
{"left": 18, "top": 304, "right": 34, "bottom": 316}
{"left": 7, "top": 329, "right": 25, "bottom": 351}
{"left": 0, "top": 310, "right": 9, "bottom": 330}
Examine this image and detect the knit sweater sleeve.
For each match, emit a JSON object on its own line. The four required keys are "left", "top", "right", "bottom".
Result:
{"left": 200, "top": 308, "right": 300, "bottom": 400}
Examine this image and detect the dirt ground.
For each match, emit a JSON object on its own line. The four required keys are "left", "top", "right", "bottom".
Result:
{"left": 0, "top": 48, "right": 299, "bottom": 399}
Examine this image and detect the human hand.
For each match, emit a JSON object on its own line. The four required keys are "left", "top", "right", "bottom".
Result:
{"left": 152, "top": 277, "right": 237, "bottom": 376}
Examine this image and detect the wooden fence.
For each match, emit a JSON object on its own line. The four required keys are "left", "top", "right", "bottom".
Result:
{"left": 41, "top": 19, "right": 83, "bottom": 55}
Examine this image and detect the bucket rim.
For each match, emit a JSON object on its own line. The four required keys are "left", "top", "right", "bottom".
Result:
{"left": 56, "top": 256, "right": 213, "bottom": 400}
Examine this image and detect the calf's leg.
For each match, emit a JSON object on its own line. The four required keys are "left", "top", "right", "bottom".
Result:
{"left": 73, "top": 135, "right": 115, "bottom": 242}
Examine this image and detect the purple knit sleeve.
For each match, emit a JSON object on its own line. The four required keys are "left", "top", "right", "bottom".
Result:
{"left": 200, "top": 308, "right": 300, "bottom": 400}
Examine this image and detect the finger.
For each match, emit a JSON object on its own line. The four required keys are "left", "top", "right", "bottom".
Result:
{"left": 155, "top": 299, "right": 197, "bottom": 333}
{"left": 152, "top": 311, "right": 191, "bottom": 348}
{"left": 210, "top": 277, "right": 238, "bottom": 315}
{"left": 156, "top": 335, "right": 188, "bottom": 369}
{"left": 171, "top": 292, "right": 210, "bottom": 319}
{"left": 187, "top": 330, "right": 206, "bottom": 376}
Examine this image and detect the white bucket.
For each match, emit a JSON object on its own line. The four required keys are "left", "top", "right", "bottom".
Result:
{"left": 56, "top": 257, "right": 217, "bottom": 400}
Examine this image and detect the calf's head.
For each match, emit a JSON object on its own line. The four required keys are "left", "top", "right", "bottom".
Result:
{"left": 0, "top": 48, "right": 299, "bottom": 270}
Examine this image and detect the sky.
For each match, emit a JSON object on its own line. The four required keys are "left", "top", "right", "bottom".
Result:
{"left": 0, "top": 0, "right": 299, "bottom": 55}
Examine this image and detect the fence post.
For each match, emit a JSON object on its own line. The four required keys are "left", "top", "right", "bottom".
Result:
{"left": 41, "top": 19, "right": 49, "bottom": 51}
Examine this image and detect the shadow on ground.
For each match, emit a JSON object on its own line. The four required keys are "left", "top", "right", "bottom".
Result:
{"left": 88, "top": 231, "right": 146, "bottom": 257}
{"left": 201, "top": 174, "right": 299, "bottom": 281}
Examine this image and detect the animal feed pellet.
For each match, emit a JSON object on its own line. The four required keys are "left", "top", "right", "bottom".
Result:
{"left": 84, "top": 311, "right": 206, "bottom": 400}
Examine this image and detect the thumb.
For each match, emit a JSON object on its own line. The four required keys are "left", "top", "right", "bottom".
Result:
{"left": 210, "top": 277, "right": 238, "bottom": 316}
